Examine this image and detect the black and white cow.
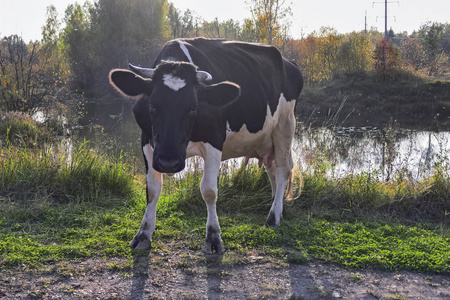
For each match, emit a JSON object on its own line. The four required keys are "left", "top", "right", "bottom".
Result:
{"left": 109, "top": 38, "right": 303, "bottom": 253}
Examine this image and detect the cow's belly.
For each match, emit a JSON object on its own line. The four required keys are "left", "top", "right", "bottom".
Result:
{"left": 221, "top": 122, "right": 273, "bottom": 160}
{"left": 221, "top": 93, "right": 294, "bottom": 161}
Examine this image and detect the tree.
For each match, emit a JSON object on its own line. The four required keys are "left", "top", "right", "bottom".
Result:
{"left": 0, "top": 35, "right": 69, "bottom": 112}
{"left": 167, "top": 3, "right": 181, "bottom": 39}
{"left": 418, "top": 22, "right": 449, "bottom": 75}
{"left": 247, "top": 0, "right": 292, "bottom": 47}
{"left": 400, "top": 38, "right": 426, "bottom": 72}
{"left": 387, "top": 28, "right": 395, "bottom": 39}
{"left": 373, "top": 39, "right": 401, "bottom": 80}
{"left": 60, "top": 0, "right": 168, "bottom": 96}
{"left": 221, "top": 19, "right": 241, "bottom": 40}
{"left": 240, "top": 18, "right": 257, "bottom": 42}
{"left": 42, "top": 5, "right": 60, "bottom": 46}
{"left": 61, "top": 2, "right": 95, "bottom": 93}
{"left": 296, "top": 35, "right": 321, "bottom": 84}
{"left": 201, "top": 18, "right": 221, "bottom": 38}
{"left": 317, "top": 27, "right": 342, "bottom": 79}
{"left": 337, "top": 31, "right": 372, "bottom": 74}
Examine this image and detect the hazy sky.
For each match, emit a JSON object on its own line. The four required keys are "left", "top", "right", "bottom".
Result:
{"left": 1, "top": 0, "right": 449, "bottom": 42}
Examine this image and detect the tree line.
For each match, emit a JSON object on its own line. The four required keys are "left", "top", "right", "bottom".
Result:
{"left": 1, "top": 0, "right": 449, "bottom": 112}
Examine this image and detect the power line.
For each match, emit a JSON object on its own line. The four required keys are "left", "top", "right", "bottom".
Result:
{"left": 373, "top": 0, "right": 400, "bottom": 39}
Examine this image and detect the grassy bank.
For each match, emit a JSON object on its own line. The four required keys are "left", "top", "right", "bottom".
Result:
{"left": 1, "top": 115, "right": 449, "bottom": 274}
{"left": 1, "top": 146, "right": 449, "bottom": 274}
{"left": 296, "top": 73, "right": 450, "bottom": 130}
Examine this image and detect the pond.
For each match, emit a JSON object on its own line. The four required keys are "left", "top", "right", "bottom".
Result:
{"left": 295, "top": 126, "right": 450, "bottom": 181}
{"left": 68, "top": 99, "right": 450, "bottom": 181}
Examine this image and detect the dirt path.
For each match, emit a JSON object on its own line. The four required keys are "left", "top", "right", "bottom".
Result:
{"left": 1, "top": 250, "right": 449, "bottom": 300}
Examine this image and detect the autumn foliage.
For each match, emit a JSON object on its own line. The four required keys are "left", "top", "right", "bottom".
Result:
{"left": 373, "top": 39, "right": 401, "bottom": 80}
{"left": 286, "top": 29, "right": 381, "bottom": 85}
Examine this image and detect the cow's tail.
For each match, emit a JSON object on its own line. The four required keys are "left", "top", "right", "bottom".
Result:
{"left": 285, "top": 163, "right": 303, "bottom": 201}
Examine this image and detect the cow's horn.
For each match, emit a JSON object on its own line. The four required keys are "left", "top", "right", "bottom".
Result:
{"left": 129, "top": 63, "right": 155, "bottom": 78}
{"left": 197, "top": 70, "right": 212, "bottom": 82}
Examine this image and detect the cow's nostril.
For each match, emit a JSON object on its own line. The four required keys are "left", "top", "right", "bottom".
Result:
{"left": 157, "top": 157, "right": 179, "bottom": 171}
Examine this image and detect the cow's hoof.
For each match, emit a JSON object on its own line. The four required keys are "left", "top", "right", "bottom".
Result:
{"left": 204, "top": 226, "right": 225, "bottom": 254}
{"left": 204, "top": 239, "right": 225, "bottom": 254}
{"left": 265, "top": 211, "right": 280, "bottom": 228}
{"left": 129, "top": 232, "right": 151, "bottom": 250}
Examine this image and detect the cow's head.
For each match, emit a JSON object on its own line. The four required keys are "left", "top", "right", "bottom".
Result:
{"left": 109, "top": 61, "right": 240, "bottom": 173}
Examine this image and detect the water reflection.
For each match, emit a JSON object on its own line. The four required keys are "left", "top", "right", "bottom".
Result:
{"left": 295, "top": 127, "right": 450, "bottom": 181}
{"left": 73, "top": 99, "right": 143, "bottom": 169}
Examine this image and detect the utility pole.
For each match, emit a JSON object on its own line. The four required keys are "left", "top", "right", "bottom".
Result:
{"left": 373, "top": 1, "right": 399, "bottom": 39}
{"left": 365, "top": 10, "right": 367, "bottom": 35}
{"left": 384, "top": 0, "right": 387, "bottom": 38}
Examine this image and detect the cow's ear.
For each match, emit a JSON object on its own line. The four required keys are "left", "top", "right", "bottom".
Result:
{"left": 198, "top": 82, "right": 240, "bottom": 107}
{"left": 109, "top": 69, "right": 152, "bottom": 98}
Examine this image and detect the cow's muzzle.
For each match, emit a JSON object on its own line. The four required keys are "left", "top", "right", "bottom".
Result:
{"left": 153, "top": 156, "right": 185, "bottom": 173}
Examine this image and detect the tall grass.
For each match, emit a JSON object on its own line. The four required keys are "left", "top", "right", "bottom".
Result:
{"left": 161, "top": 159, "right": 273, "bottom": 215}
{"left": 0, "top": 141, "right": 135, "bottom": 207}
{"left": 160, "top": 154, "right": 449, "bottom": 226}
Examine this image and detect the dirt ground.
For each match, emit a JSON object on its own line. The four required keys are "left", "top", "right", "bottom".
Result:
{"left": 1, "top": 249, "right": 449, "bottom": 300}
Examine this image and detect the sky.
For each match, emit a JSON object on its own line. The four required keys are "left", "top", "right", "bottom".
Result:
{"left": 1, "top": 0, "right": 449, "bottom": 42}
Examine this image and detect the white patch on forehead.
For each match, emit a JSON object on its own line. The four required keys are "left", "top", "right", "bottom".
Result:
{"left": 163, "top": 74, "right": 186, "bottom": 91}
{"left": 178, "top": 41, "right": 193, "bottom": 63}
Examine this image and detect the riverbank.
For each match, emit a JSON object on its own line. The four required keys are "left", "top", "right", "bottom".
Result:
{"left": 296, "top": 74, "right": 450, "bottom": 131}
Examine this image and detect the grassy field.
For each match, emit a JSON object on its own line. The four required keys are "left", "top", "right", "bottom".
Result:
{"left": 1, "top": 115, "right": 449, "bottom": 274}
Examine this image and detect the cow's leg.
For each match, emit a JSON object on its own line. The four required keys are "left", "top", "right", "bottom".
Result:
{"left": 266, "top": 164, "right": 277, "bottom": 199}
{"left": 201, "top": 144, "right": 225, "bottom": 254}
{"left": 265, "top": 105, "right": 296, "bottom": 228}
{"left": 130, "top": 143, "right": 162, "bottom": 250}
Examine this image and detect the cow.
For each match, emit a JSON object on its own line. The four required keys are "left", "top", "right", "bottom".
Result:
{"left": 109, "top": 38, "right": 303, "bottom": 254}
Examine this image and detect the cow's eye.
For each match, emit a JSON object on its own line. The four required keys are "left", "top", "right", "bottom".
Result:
{"left": 189, "top": 107, "right": 197, "bottom": 116}
{"left": 149, "top": 104, "right": 157, "bottom": 115}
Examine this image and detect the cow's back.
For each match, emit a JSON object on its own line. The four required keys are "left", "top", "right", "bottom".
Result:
{"left": 175, "top": 38, "right": 302, "bottom": 134}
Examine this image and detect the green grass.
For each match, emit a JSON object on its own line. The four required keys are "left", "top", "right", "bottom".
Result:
{"left": 1, "top": 141, "right": 135, "bottom": 205}
{"left": 1, "top": 120, "right": 449, "bottom": 274}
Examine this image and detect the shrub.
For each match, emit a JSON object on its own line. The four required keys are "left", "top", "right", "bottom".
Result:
{"left": 373, "top": 39, "right": 401, "bottom": 80}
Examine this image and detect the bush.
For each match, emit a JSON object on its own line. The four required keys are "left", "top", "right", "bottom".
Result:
{"left": 0, "top": 111, "right": 56, "bottom": 148}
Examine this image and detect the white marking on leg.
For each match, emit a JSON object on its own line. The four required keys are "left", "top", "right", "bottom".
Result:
{"left": 266, "top": 164, "right": 277, "bottom": 199}
{"left": 163, "top": 74, "right": 186, "bottom": 91}
{"left": 269, "top": 166, "right": 290, "bottom": 225}
{"left": 131, "top": 144, "right": 162, "bottom": 249}
{"left": 201, "top": 144, "right": 221, "bottom": 230}
{"left": 178, "top": 41, "right": 193, "bottom": 63}
{"left": 200, "top": 143, "right": 224, "bottom": 253}
{"left": 267, "top": 97, "right": 296, "bottom": 226}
